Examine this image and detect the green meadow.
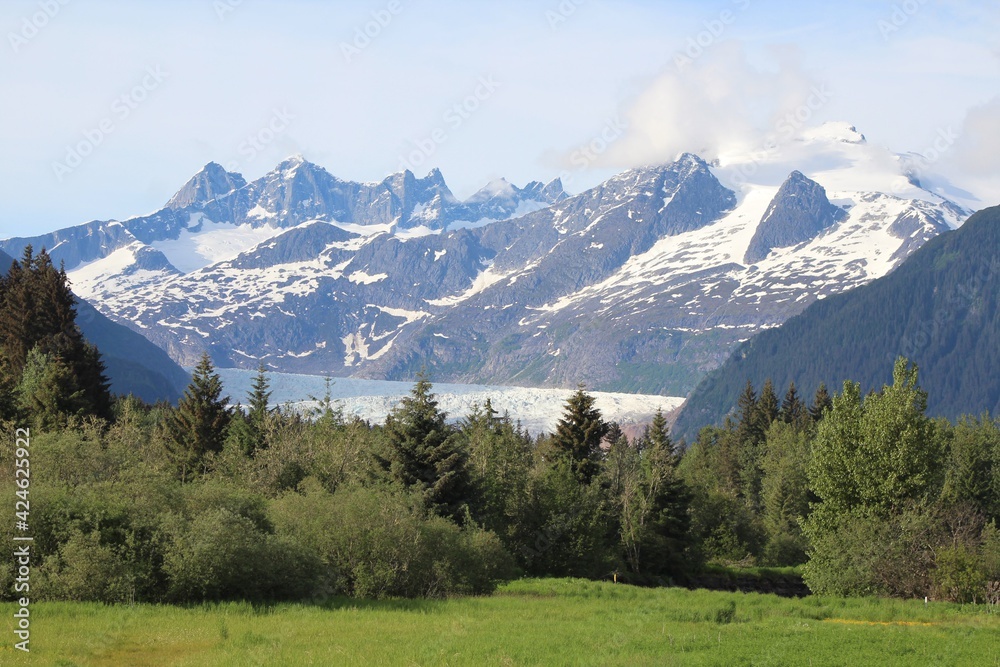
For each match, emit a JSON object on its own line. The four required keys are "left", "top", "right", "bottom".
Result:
{"left": 2, "top": 578, "right": 998, "bottom": 666}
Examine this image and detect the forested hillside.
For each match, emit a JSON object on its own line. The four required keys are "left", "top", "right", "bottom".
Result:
{"left": 675, "top": 205, "right": 1000, "bottom": 441}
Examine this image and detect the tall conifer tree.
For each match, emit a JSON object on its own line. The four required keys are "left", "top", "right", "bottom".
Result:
{"left": 549, "top": 386, "right": 609, "bottom": 484}
{"left": 167, "top": 353, "right": 230, "bottom": 480}
{"left": 379, "top": 374, "right": 472, "bottom": 523}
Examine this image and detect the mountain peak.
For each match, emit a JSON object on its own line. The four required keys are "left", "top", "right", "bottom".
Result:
{"left": 166, "top": 162, "right": 247, "bottom": 209}
{"left": 275, "top": 154, "right": 311, "bottom": 171}
{"left": 744, "top": 170, "right": 846, "bottom": 264}
{"left": 521, "top": 177, "right": 568, "bottom": 204}
{"left": 801, "top": 122, "right": 867, "bottom": 145}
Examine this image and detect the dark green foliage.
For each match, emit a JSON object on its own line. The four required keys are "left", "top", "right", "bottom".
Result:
{"left": 940, "top": 415, "right": 1000, "bottom": 520}
{"left": 0, "top": 246, "right": 111, "bottom": 422}
{"left": 518, "top": 459, "right": 616, "bottom": 578}
{"left": 759, "top": 421, "right": 812, "bottom": 565}
{"left": 757, "top": 379, "right": 780, "bottom": 429}
{"left": 678, "top": 428, "right": 766, "bottom": 565}
{"left": 245, "top": 364, "right": 272, "bottom": 454}
{"left": 627, "top": 411, "right": 694, "bottom": 582}
{"left": 809, "top": 383, "right": 833, "bottom": 422}
{"left": 378, "top": 374, "right": 473, "bottom": 523}
{"left": 780, "top": 381, "right": 805, "bottom": 426}
{"left": 163, "top": 507, "right": 318, "bottom": 602}
{"left": 675, "top": 205, "right": 1000, "bottom": 441}
{"left": 166, "top": 353, "right": 231, "bottom": 480}
{"left": 734, "top": 381, "right": 761, "bottom": 448}
{"left": 547, "top": 387, "right": 609, "bottom": 484}
{"left": 460, "top": 400, "right": 533, "bottom": 542}
{"left": 269, "top": 482, "right": 514, "bottom": 598}
{"left": 17, "top": 348, "right": 90, "bottom": 429}
{"left": 5, "top": 346, "right": 1000, "bottom": 605}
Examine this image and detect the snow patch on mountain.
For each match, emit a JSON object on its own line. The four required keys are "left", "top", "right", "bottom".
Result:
{"left": 151, "top": 215, "right": 285, "bottom": 273}
{"left": 67, "top": 243, "right": 173, "bottom": 299}
{"left": 713, "top": 121, "right": 963, "bottom": 212}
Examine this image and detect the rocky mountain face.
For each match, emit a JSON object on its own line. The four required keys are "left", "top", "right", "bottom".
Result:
{"left": 0, "top": 124, "right": 971, "bottom": 396}
{"left": 744, "top": 171, "right": 847, "bottom": 264}
{"left": 674, "top": 205, "right": 1000, "bottom": 441}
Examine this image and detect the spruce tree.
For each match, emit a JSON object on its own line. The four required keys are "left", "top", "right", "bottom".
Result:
{"left": 735, "top": 380, "right": 762, "bottom": 446}
{"left": 379, "top": 374, "right": 472, "bottom": 523}
{"left": 167, "top": 353, "right": 230, "bottom": 480}
{"left": 0, "top": 246, "right": 111, "bottom": 421}
{"left": 780, "top": 381, "right": 805, "bottom": 426}
{"left": 644, "top": 408, "right": 677, "bottom": 462}
{"left": 17, "top": 349, "right": 88, "bottom": 429}
{"left": 810, "top": 383, "right": 833, "bottom": 422}
{"left": 549, "top": 386, "right": 609, "bottom": 484}
{"left": 757, "top": 379, "right": 780, "bottom": 430}
{"left": 245, "top": 364, "right": 272, "bottom": 454}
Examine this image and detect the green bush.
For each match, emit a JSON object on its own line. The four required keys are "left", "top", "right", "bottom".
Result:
{"left": 516, "top": 460, "right": 616, "bottom": 578}
{"left": 803, "top": 505, "right": 938, "bottom": 598}
{"left": 933, "top": 545, "right": 986, "bottom": 603}
{"left": 36, "top": 531, "right": 135, "bottom": 603}
{"left": 163, "top": 508, "right": 318, "bottom": 602}
{"left": 270, "top": 481, "right": 514, "bottom": 599}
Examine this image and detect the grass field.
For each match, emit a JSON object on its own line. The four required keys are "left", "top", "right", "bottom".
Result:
{"left": 2, "top": 578, "right": 998, "bottom": 666}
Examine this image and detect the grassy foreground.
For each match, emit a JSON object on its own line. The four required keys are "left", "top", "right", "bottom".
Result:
{"left": 1, "top": 578, "right": 998, "bottom": 666}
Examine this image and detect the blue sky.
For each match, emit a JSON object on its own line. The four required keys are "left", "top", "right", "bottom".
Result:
{"left": 1, "top": 0, "right": 997, "bottom": 238}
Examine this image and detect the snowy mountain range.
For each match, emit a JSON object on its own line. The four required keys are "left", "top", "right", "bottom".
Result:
{"left": 0, "top": 122, "right": 973, "bottom": 395}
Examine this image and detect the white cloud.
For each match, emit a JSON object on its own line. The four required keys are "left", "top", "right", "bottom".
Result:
{"left": 953, "top": 97, "right": 1000, "bottom": 175}
{"left": 593, "top": 42, "right": 826, "bottom": 168}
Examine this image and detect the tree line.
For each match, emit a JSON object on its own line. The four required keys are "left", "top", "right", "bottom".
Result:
{"left": 0, "top": 247, "right": 998, "bottom": 604}
{"left": 682, "top": 361, "right": 1000, "bottom": 602}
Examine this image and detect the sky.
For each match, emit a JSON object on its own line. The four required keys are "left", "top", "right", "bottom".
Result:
{"left": 1, "top": 0, "right": 998, "bottom": 238}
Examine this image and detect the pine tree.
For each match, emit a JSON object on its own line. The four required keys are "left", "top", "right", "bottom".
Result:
{"left": 549, "top": 386, "right": 609, "bottom": 484}
{"left": 167, "top": 353, "right": 231, "bottom": 480}
{"left": 0, "top": 246, "right": 111, "bottom": 421}
{"left": 17, "top": 349, "right": 88, "bottom": 429}
{"left": 810, "top": 383, "right": 833, "bottom": 422}
{"left": 379, "top": 374, "right": 473, "bottom": 523}
{"left": 646, "top": 409, "right": 672, "bottom": 452}
{"left": 780, "top": 381, "right": 805, "bottom": 426}
{"left": 735, "top": 380, "right": 761, "bottom": 447}
{"left": 245, "top": 364, "right": 272, "bottom": 454}
{"left": 757, "top": 379, "right": 780, "bottom": 431}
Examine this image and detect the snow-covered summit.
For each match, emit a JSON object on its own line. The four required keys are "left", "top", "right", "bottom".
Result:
{"left": 0, "top": 125, "right": 976, "bottom": 396}
{"left": 713, "top": 122, "right": 968, "bottom": 217}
